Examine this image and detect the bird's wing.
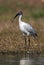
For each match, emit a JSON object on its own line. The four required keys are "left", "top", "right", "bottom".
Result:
{"left": 23, "top": 22, "right": 37, "bottom": 36}
{"left": 23, "top": 23, "right": 34, "bottom": 32}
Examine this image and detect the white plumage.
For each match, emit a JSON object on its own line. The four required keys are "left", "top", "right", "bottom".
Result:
{"left": 12, "top": 11, "right": 37, "bottom": 47}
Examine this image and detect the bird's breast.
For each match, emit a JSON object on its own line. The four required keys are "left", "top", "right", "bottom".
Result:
{"left": 19, "top": 22, "right": 30, "bottom": 35}
{"left": 19, "top": 23, "right": 24, "bottom": 31}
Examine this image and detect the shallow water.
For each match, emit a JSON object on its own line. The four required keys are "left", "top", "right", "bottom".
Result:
{"left": 0, "top": 53, "right": 44, "bottom": 65}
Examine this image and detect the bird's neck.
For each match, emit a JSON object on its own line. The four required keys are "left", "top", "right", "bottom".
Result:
{"left": 19, "top": 15, "right": 22, "bottom": 23}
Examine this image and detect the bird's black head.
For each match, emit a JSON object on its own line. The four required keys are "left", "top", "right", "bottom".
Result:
{"left": 17, "top": 11, "right": 23, "bottom": 15}
{"left": 12, "top": 11, "right": 23, "bottom": 22}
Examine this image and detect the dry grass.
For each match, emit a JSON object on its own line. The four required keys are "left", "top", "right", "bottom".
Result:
{"left": 0, "top": 17, "right": 44, "bottom": 53}
{"left": 0, "top": 0, "right": 44, "bottom": 55}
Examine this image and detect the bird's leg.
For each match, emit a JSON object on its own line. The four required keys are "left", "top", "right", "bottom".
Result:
{"left": 27, "top": 36, "right": 30, "bottom": 47}
{"left": 24, "top": 36, "right": 26, "bottom": 48}
{"left": 26, "top": 36, "right": 30, "bottom": 53}
{"left": 23, "top": 35, "right": 26, "bottom": 49}
{"left": 28, "top": 37, "right": 30, "bottom": 47}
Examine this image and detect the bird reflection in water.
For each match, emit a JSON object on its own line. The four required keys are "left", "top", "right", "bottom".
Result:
{"left": 20, "top": 54, "right": 43, "bottom": 65}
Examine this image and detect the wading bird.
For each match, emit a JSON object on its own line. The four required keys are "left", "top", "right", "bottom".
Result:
{"left": 12, "top": 11, "right": 37, "bottom": 49}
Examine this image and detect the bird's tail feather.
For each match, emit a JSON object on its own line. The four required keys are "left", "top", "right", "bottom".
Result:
{"left": 33, "top": 33, "right": 38, "bottom": 37}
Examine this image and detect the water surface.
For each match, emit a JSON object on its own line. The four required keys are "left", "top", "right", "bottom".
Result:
{"left": 0, "top": 53, "right": 44, "bottom": 65}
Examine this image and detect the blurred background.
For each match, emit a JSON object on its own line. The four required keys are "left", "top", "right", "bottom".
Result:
{"left": 0, "top": 0, "right": 44, "bottom": 54}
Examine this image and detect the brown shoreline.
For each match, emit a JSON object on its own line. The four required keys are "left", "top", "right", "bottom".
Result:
{"left": 0, "top": 50, "right": 43, "bottom": 57}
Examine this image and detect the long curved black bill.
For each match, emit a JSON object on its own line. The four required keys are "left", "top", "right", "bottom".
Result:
{"left": 12, "top": 13, "right": 19, "bottom": 22}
